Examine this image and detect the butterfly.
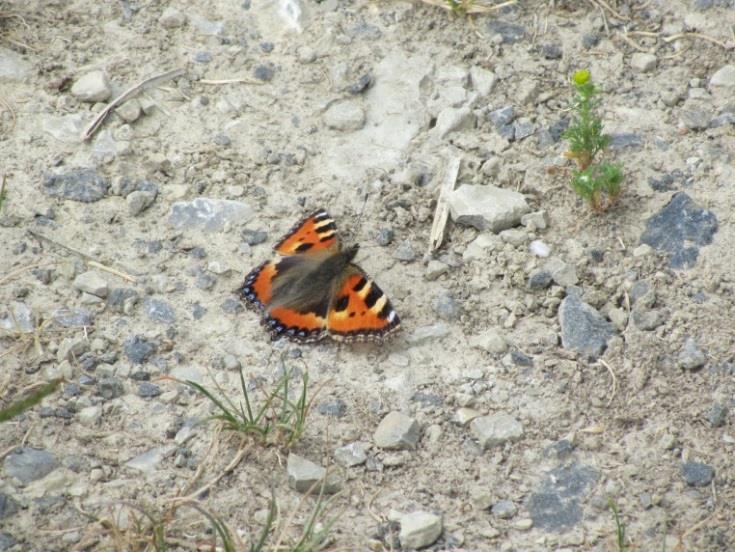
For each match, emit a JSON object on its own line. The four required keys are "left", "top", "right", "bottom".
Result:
{"left": 240, "top": 209, "right": 400, "bottom": 343}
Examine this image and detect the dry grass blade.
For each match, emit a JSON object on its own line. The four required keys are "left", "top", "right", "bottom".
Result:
{"left": 418, "top": 0, "right": 517, "bottom": 14}
{"left": 428, "top": 155, "right": 460, "bottom": 254}
{"left": 0, "top": 378, "right": 63, "bottom": 423}
{"left": 82, "top": 67, "right": 186, "bottom": 141}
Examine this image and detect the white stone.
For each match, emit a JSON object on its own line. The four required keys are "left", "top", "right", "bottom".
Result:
{"left": 469, "top": 329, "right": 508, "bottom": 354}
{"left": 448, "top": 185, "right": 530, "bottom": 232}
{"left": 334, "top": 442, "right": 369, "bottom": 467}
{"left": 463, "top": 233, "right": 501, "bottom": 261}
{"left": 544, "top": 258, "right": 578, "bottom": 286}
{"left": 71, "top": 70, "right": 112, "bottom": 103}
{"left": 425, "top": 260, "right": 448, "bottom": 280}
{"left": 454, "top": 408, "right": 482, "bottom": 426}
{"left": 374, "top": 411, "right": 420, "bottom": 450}
{"left": 79, "top": 405, "right": 102, "bottom": 427}
{"left": 499, "top": 228, "right": 527, "bottom": 247}
{"left": 710, "top": 65, "right": 735, "bottom": 88}
{"left": 632, "top": 244, "right": 653, "bottom": 258}
{"left": 127, "top": 190, "right": 155, "bottom": 216}
{"left": 287, "top": 453, "right": 340, "bottom": 494}
{"left": 530, "top": 240, "right": 551, "bottom": 258}
{"left": 399, "top": 511, "right": 443, "bottom": 549}
{"left": 521, "top": 211, "right": 548, "bottom": 230}
{"left": 159, "top": 7, "right": 186, "bottom": 28}
{"left": 125, "top": 446, "right": 175, "bottom": 473}
{"left": 0, "top": 46, "right": 31, "bottom": 80}
{"left": 630, "top": 53, "right": 657, "bottom": 73}
{"left": 470, "top": 66, "right": 497, "bottom": 97}
{"left": 323, "top": 100, "right": 366, "bottom": 131}
{"left": 73, "top": 271, "right": 108, "bottom": 298}
{"left": 433, "top": 107, "right": 475, "bottom": 139}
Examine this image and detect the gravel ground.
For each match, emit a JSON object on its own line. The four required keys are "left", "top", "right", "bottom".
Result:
{"left": 1, "top": 0, "right": 735, "bottom": 550}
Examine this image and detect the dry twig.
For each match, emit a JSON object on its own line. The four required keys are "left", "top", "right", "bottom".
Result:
{"left": 598, "top": 359, "right": 617, "bottom": 407}
{"left": 428, "top": 155, "right": 461, "bottom": 253}
{"left": 82, "top": 68, "right": 185, "bottom": 141}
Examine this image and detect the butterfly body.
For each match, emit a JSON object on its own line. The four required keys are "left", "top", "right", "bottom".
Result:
{"left": 240, "top": 211, "right": 400, "bottom": 343}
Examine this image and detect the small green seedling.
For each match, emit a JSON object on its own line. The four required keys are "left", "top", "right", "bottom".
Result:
{"left": 608, "top": 497, "right": 628, "bottom": 551}
{"left": 563, "top": 70, "right": 623, "bottom": 211}
{"left": 444, "top": 0, "right": 476, "bottom": 14}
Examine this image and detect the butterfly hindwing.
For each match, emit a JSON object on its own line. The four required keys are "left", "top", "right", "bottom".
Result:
{"left": 327, "top": 267, "right": 400, "bottom": 342}
{"left": 274, "top": 210, "right": 339, "bottom": 255}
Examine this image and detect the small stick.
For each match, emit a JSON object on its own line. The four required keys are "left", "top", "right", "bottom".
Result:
{"left": 0, "top": 98, "right": 16, "bottom": 131}
{"left": 82, "top": 67, "right": 186, "bottom": 141}
{"left": 616, "top": 32, "right": 652, "bottom": 53}
{"left": 419, "top": 0, "right": 517, "bottom": 14}
{"left": 663, "top": 32, "right": 732, "bottom": 50}
{"left": 428, "top": 155, "right": 461, "bottom": 253}
{"left": 589, "top": 0, "right": 629, "bottom": 21}
{"left": 26, "top": 230, "right": 138, "bottom": 283}
{"left": 199, "top": 77, "right": 263, "bottom": 85}
{"left": 599, "top": 359, "right": 617, "bottom": 407}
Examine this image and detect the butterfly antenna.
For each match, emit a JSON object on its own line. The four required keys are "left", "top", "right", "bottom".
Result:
{"left": 351, "top": 191, "right": 370, "bottom": 242}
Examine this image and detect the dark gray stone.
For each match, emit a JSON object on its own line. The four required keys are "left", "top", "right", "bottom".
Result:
{"left": 640, "top": 193, "right": 717, "bottom": 269}
{"left": 545, "top": 439, "right": 574, "bottom": 460}
{"left": 348, "top": 73, "right": 373, "bottom": 95}
{"left": 52, "top": 307, "right": 92, "bottom": 327}
{"left": 548, "top": 117, "right": 570, "bottom": 142}
{"left": 137, "top": 382, "right": 162, "bottom": 398}
{"left": 318, "top": 397, "right": 347, "bottom": 417}
{"left": 514, "top": 120, "right": 536, "bottom": 140}
{"left": 529, "top": 463, "right": 599, "bottom": 532}
{"left": 43, "top": 168, "right": 109, "bottom": 202}
{"left": 681, "top": 462, "right": 714, "bottom": 487}
{"left": 192, "top": 303, "right": 207, "bottom": 319}
{"left": 707, "top": 403, "right": 727, "bottom": 428}
{"left": 608, "top": 133, "right": 644, "bottom": 149}
{"left": 648, "top": 171, "right": 682, "bottom": 192}
{"left": 411, "top": 391, "right": 444, "bottom": 407}
{"left": 213, "top": 134, "right": 231, "bottom": 146}
{"left": 3, "top": 447, "right": 59, "bottom": 485}
{"left": 710, "top": 112, "right": 735, "bottom": 128}
{"left": 433, "top": 292, "right": 461, "bottom": 321}
{"left": 541, "top": 43, "right": 562, "bottom": 59}
{"left": 107, "top": 288, "right": 139, "bottom": 312}
{"left": 492, "top": 500, "right": 518, "bottom": 519}
{"left": 487, "top": 21, "right": 526, "bottom": 43}
{"left": 0, "top": 494, "right": 19, "bottom": 519}
{"left": 680, "top": 108, "right": 710, "bottom": 131}
{"left": 376, "top": 228, "right": 394, "bottom": 246}
{"left": 582, "top": 34, "right": 600, "bottom": 49}
{"left": 195, "top": 51, "right": 213, "bottom": 63}
{"left": 98, "top": 377, "right": 124, "bottom": 400}
{"left": 0, "top": 533, "right": 16, "bottom": 550}
{"left": 629, "top": 281, "right": 651, "bottom": 304}
{"left": 528, "top": 270, "right": 552, "bottom": 290}
{"left": 488, "top": 105, "right": 515, "bottom": 127}
{"left": 145, "top": 298, "right": 176, "bottom": 323}
{"left": 511, "top": 350, "right": 533, "bottom": 366}
{"left": 559, "top": 292, "right": 615, "bottom": 360}
{"left": 123, "top": 335, "right": 157, "bottom": 364}
{"left": 195, "top": 271, "right": 216, "bottom": 290}
{"left": 254, "top": 63, "right": 275, "bottom": 81}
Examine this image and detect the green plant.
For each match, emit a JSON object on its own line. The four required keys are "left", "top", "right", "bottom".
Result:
{"left": 444, "top": 0, "right": 475, "bottom": 14}
{"left": 563, "top": 70, "right": 624, "bottom": 210}
{"left": 608, "top": 497, "right": 627, "bottom": 551}
{"left": 0, "top": 378, "right": 63, "bottom": 423}
{"left": 181, "top": 363, "right": 315, "bottom": 448}
{"left": 0, "top": 175, "right": 6, "bottom": 213}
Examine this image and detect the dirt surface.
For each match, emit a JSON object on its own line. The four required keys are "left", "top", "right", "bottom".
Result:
{"left": 1, "top": 0, "right": 735, "bottom": 550}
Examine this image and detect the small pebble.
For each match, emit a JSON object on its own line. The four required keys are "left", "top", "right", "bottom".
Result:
{"left": 137, "top": 382, "right": 162, "bottom": 398}
{"left": 374, "top": 411, "right": 420, "bottom": 450}
{"left": 681, "top": 462, "right": 714, "bottom": 487}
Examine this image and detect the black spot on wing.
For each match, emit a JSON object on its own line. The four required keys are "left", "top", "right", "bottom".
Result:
{"left": 316, "top": 221, "right": 336, "bottom": 234}
{"left": 352, "top": 277, "right": 368, "bottom": 293}
{"left": 333, "top": 295, "right": 349, "bottom": 312}
{"left": 295, "top": 242, "right": 314, "bottom": 252}
{"left": 364, "top": 284, "right": 383, "bottom": 309}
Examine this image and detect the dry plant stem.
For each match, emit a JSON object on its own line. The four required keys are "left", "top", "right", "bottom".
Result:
{"left": 587, "top": 0, "right": 629, "bottom": 21}
{"left": 663, "top": 32, "right": 731, "bottom": 50}
{"left": 428, "top": 155, "right": 460, "bottom": 253}
{"left": 272, "top": 476, "right": 333, "bottom": 551}
{"left": 0, "top": 98, "right": 15, "bottom": 130}
{"left": 0, "top": 262, "right": 53, "bottom": 287}
{"left": 418, "top": 0, "right": 517, "bottom": 14}
{"left": 27, "top": 229, "right": 138, "bottom": 283}
{"left": 170, "top": 441, "right": 249, "bottom": 504}
{"left": 598, "top": 359, "right": 617, "bottom": 407}
{"left": 82, "top": 67, "right": 185, "bottom": 141}
{"left": 199, "top": 77, "right": 264, "bottom": 85}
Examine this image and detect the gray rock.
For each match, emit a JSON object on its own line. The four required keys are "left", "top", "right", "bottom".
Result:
{"left": 488, "top": 105, "right": 515, "bottom": 127}
{"left": 608, "top": 133, "right": 644, "bottom": 149}
{"left": 221, "top": 298, "right": 244, "bottom": 314}
{"left": 0, "top": 46, "right": 31, "bottom": 80}
{"left": 98, "top": 377, "right": 124, "bottom": 400}
{"left": 631, "top": 309, "right": 666, "bottom": 331}
{"left": 0, "top": 302, "right": 33, "bottom": 333}
{"left": 159, "top": 6, "right": 187, "bottom": 28}
{"left": 448, "top": 185, "right": 530, "bottom": 232}
{"left": 71, "top": 70, "right": 112, "bottom": 102}
{"left": 137, "top": 382, "right": 162, "bottom": 398}
{"left": 707, "top": 403, "right": 727, "bottom": 428}
{"left": 78, "top": 405, "right": 102, "bottom": 426}
{"left": 242, "top": 229, "right": 268, "bottom": 246}
{"left": 630, "top": 53, "right": 657, "bottom": 72}
{"left": 73, "top": 271, "right": 108, "bottom": 298}
{"left": 254, "top": 63, "right": 275, "bottom": 81}
{"left": 0, "top": 494, "right": 19, "bottom": 519}
{"left": 640, "top": 193, "right": 717, "bottom": 269}
{"left": 433, "top": 107, "right": 475, "bottom": 138}
{"left": 323, "top": 100, "right": 366, "bottom": 131}
{"left": 0, "top": 532, "right": 17, "bottom": 550}
{"left": 169, "top": 198, "right": 254, "bottom": 232}
{"left": 710, "top": 64, "right": 735, "bottom": 88}
{"left": 376, "top": 228, "right": 394, "bottom": 246}
{"left": 374, "top": 411, "right": 420, "bottom": 450}
{"left": 544, "top": 258, "right": 578, "bottom": 287}
{"left": 514, "top": 119, "right": 536, "bottom": 141}
{"left": 393, "top": 240, "right": 416, "bottom": 262}
{"left": 406, "top": 323, "right": 451, "bottom": 345}
{"left": 318, "top": 397, "right": 347, "bottom": 418}
{"left": 52, "top": 307, "right": 92, "bottom": 327}
{"left": 399, "top": 511, "right": 443, "bottom": 549}
{"left": 334, "top": 442, "right": 368, "bottom": 467}
{"left": 529, "top": 463, "right": 599, "bottom": 531}
{"left": 195, "top": 51, "right": 212, "bottom": 64}
{"left": 287, "top": 453, "right": 340, "bottom": 494}
{"left": 425, "top": 260, "right": 448, "bottom": 280}
{"left": 124, "top": 335, "right": 156, "bottom": 364}
{"left": 470, "top": 413, "right": 524, "bottom": 449}
{"left": 710, "top": 111, "right": 735, "bottom": 128}
{"left": 145, "top": 298, "right": 176, "bottom": 324}
{"left": 4, "top": 448, "right": 59, "bottom": 485}
{"left": 559, "top": 292, "right": 614, "bottom": 360}
{"left": 43, "top": 168, "right": 109, "bottom": 202}
{"left": 678, "top": 337, "right": 706, "bottom": 370}
{"left": 433, "top": 292, "right": 461, "bottom": 321}
{"left": 117, "top": 99, "right": 142, "bottom": 123}
{"left": 528, "top": 270, "right": 553, "bottom": 290}
{"left": 680, "top": 108, "right": 711, "bottom": 131}
{"left": 125, "top": 446, "right": 174, "bottom": 473}
{"left": 487, "top": 20, "right": 526, "bottom": 43}
{"left": 681, "top": 462, "right": 714, "bottom": 487}
{"left": 521, "top": 211, "right": 548, "bottom": 230}
{"left": 57, "top": 336, "right": 89, "bottom": 362}
{"left": 108, "top": 288, "right": 139, "bottom": 313}
{"left": 127, "top": 190, "right": 156, "bottom": 216}
{"left": 492, "top": 500, "right": 518, "bottom": 519}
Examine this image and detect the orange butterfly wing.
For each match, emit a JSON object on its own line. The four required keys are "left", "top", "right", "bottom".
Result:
{"left": 327, "top": 269, "right": 400, "bottom": 342}
{"left": 274, "top": 210, "right": 339, "bottom": 255}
